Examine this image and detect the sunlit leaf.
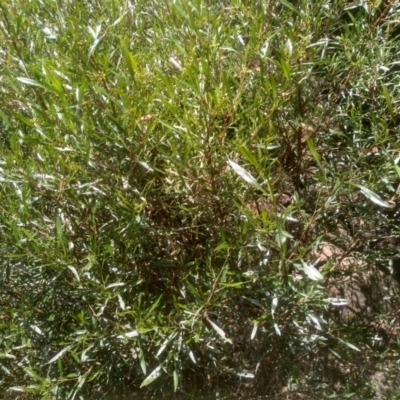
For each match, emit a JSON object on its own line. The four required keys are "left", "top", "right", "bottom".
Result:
{"left": 169, "top": 57, "right": 183, "bottom": 71}
{"left": 228, "top": 160, "right": 258, "bottom": 186}
{"left": 273, "top": 323, "right": 281, "bottom": 336}
{"left": 307, "top": 314, "right": 323, "bottom": 331}
{"left": 251, "top": 323, "right": 258, "bottom": 340}
{"left": 188, "top": 350, "right": 196, "bottom": 364}
{"left": 117, "top": 330, "right": 139, "bottom": 339}
{"left": 271, "top": 296, "right": 278, "bottom": 316}
{"left": 140, "top": 365, "right": 162, "bottom": 388}
{"left": 88, "top": 38, "right": 102, "bottom": 60}
{"left": 46, "top": 345, "right": 74, "bottom": 364}
{"left": 156, "top": 339, "right": 169, "bottom": 357}
{"left": 30, "top": 325, "right": 42, "bottom": 335}
{"left": 236, "top": 371, "right": 255, "bottom": 378}
{"left": 17, "top": 77, "right": 46, "bottom": 89}
{"left": 118, "top": 295, "right": 125, "bottom": 310}
{"left": 207, "top": 318, "right": 232, "bottom": 344}
{"left": 357, "top": 185, "right": 391, "bottom": 208}
{"left": 337, "top": 338, "right": 361, "bottom": 352}
{"left": 9, "top": 387, "right": 25, "bottom": 392}
{"left": 139, "top": 348, "right": 146, "bottom": 375}
{"left": 302, "top": 262, "right": 323, "bottom": 281}
{"left": 242, "top": 270, "right": 259, "bottom": 278}
{"left": 67, "top": 265, "right": 80, "bottom": 282}
{"left": 42, "top": 26, "right": 57, "bottom": 39}
{"left": 173, "top": 370, "right": 179, "bottom": 392}
{"left": 106, "top": 282, "right": 125, "bottom": 289}
{"left": 324, "top": 298, "right": 348, "bottom": 306}
{"left": 286, "top": 38, "right": 293, "bottom": 55}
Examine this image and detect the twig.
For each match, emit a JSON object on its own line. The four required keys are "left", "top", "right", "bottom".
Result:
{"left": 369, "top": 0, "right": 396, "bottom": 34}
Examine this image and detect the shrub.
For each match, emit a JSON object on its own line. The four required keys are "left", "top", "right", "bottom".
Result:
{"left": 1, "top": 0, "right": 400, "bottom": 398}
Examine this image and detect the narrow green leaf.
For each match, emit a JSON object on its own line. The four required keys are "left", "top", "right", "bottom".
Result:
{"left": 56, "top": 216, "right": 65, "bottom": 246}
{"left": 328, "top": 347, "right": 342, "bottom": 360}
{"left": 279, "top": 0, "right": 299, "bottom": 14}
{"left": 24, "top": 368, "right": 44, "bottom": 382}
{"left": 238, "top": 146, "right": 261, "bottom": 169}
{"left": 215, "top": 242, "right": 230, "bottom": 251}
{"left": 306, "top": 138, "right": 321, "bottom": 169}
{"left": 43, "top": 64, "right": 63, "bottom": 93}
{"left": 381, "top": 82, "right": 393, "bottom": 117}
{"left": 146, "top": 294, "right": 163, "bottom": 317}
{"left": 220, "top": 282, "right": 245, "bottom": 288}
{"left": 187, "top": 281, "right": 202, "bottom": 300}
{"left": 139, "top": 348, "right": 146, "bottom": 375}
{"left": 279, "top": 58, "right": 291, "bottom": 80}
{"left": 173, "top": 370, "right": 179, "bottom": 392}
{"left": 11, "top": 111, "right": 34, "bottom": 127}
{"left": 140, "top": 365, "right": 162, "bottom": 388}
{"left": 123, "top": 39, "right": 137, "bottom": 84}
{"left": 76, "top": 372, "right": 87, "bottom": 392}
{"left": 266, "top": 75, "right": 277, "bottom": 99}
{"left": 0, "top": 109, "right": 10, "bottom": 127}
{"left": 337, "top": 337, "right": 360, "bottom": 352}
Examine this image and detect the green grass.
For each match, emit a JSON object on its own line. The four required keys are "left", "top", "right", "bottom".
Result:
{"left": 1, "top": 0, "right": 400, "bottom": 398}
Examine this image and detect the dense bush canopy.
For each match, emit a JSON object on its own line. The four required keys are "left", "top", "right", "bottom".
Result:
{"left": 1, "top": 0, "right": 400, "bottom": 398}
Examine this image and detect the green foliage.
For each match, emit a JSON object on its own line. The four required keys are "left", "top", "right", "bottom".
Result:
{"left": 1, "top": 0, "right": 400, "bottom": 398}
